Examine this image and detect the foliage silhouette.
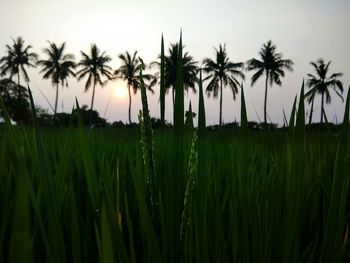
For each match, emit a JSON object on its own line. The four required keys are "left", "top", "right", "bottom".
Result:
{"left": 71, "top": 104, "right": 107, "bottom": 127}
{"left": 305, "top": 58, "right": 343, "bottom": 125}
{"left": 203, "top": 44, "right": 245, "bottom": 126}
{"left": 114, "top": 51, "right": 155, "bottom": 124}
{"left": 0, "top": 78, "right": 31, "bottom": 124}
{"left": 0, "top": 37, "right": 37, "bottom": 102}
{"left": 247, "top": 40, "right": 293, "bottom": 125}
{"left": 76, "top": 44, "right": 112, "bottom": 110}
{"left": 152, "top": 43, "right": 198, "bottom": 106}
{"left": 37, "top": 42, "right": 76, "bottom": 115}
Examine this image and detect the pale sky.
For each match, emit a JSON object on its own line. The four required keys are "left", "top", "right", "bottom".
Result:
{"left": 1, "top": 0, "right": 349, "bottom": 125}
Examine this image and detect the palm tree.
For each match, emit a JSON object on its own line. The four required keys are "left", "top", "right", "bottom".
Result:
{"left": 305, "top": 58, "right": 343, "bottom": 125}
{"left": 0, "top": 37, "right": 37, "bottom": 97}
{"left": 37, "top": 42, "right": 76, "bottom": 115}
{"left": 203, "top": 44, "right": 245, "bottom": 126}
{"left": 114, "top": 51, "right": 155, "bottom": 124}
{"left": 152, "top": 43, "right": 198, "bottom": 105}
{"left": 247, "top": 40, "right": 293, "bottom": 125}
{"left": 76, "top": 44, "right": 112, "bottom": 110}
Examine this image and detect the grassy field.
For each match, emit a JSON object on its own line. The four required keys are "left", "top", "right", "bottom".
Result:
{"left": 0, "top": 37, "right": 350, "bottom": 262}
{"left": 0, "top": 114, "right": 350, "bottom": 262}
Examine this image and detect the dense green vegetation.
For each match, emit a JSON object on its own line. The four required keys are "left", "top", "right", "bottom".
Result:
{"left": 0, "top": 35, "right": 349, "bottom": 262}
{"left": 0, "top": 86, "right": 350, "bottom": 262}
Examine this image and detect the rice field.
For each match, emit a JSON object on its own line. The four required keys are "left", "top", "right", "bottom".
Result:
{"left": 0, "top": 37, "right": 350, "bottom": 262}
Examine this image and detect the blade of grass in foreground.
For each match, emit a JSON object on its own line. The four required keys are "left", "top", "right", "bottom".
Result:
{"left": 319, "top": 86, "right": 350, "bottom": 262}
{"left": 187, "top": 101, "right": 194, "bottom": 131}
{"left": 28, "top": 86, "right": 66, "bottom": 263}
{"left": 283, "top": 81, "right": 306, "bottom": 262}
{"left": 160, "top": 34, "right": 165, "bottom": 127}
{"left": 8, "top": 174, "right": 33, "bottom": 263}
{"left": 180, "top": 131, "right": 198, "bottom": 248}
{"left": 240, "top": 83, "right": 248, "bottom": 131}
{"left": 169, "top": 31, "right": 185, "bottom": 262}
{"left": 196, "top": 68, "right": 209, "bottom": 262}
{"left": 289, "top": 96, "right": 297, "bottom": 131}
{"left": 139, "top": 66, "right": 156, "bottom": 210}
{"left": 238, "top": 81, "right": 252, "bottom": 262}
{"left": 197, "top": 68, "right": 206, "bottom": 133}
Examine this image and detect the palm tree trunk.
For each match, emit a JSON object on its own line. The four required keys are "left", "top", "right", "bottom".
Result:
{"left": 264, "top": 74, "right": 268, "bottom": 126}
{"left": 308, "top": 96, "right": 314, "bottom": 125}
{"left": 219, "top": 79, "right": 223, "bottom": 126}
{"left": 320, "top": 91, "right": 324, "bottom": 125}
{"left": 128, "top": 85, "right": 132, "bottom": 124}
{"left": 90, "top": 82, "right": 96, "bottom": 111}
{"left": 54, "top": 83, "right": 59, "bottom": 115}
{"left": 17, "top": 73, "right": 21, "bottom": 100}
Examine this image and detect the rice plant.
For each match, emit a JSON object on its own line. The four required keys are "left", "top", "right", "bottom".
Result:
{"left": 0, "top": 35, "right": 349, "bottom": 263}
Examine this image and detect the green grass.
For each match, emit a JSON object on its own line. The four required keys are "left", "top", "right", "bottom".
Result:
{"left": 0, "top": 35, "right": 349, "bottom": 262}
{"left": 0, "top": 119, "right": 349, "bottom": 262}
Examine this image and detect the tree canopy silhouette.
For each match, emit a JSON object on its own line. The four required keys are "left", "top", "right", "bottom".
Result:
{"left": 247, "top": 40, "right": 293, "bottom": 125}
{"left": 0, "top": 37, "right": 37, "bottom": 97}
{"left": 153, "top": 43, "right": 198, "bottom": 105}
{"left": 305, "top": 58, "right": 343, "bottom": 125}
{"left": 37, "top": 42, "right": 76, "bottom": 115}
{"left": 114, "top": 51, "right": 155, "bottom": 124}
{"left": 76, "top": 44, "right": 112, "bottom": 110}
{"left": 203, "top": 44, "right": 245, "bottom": 126}
{"left": 0, "top": 78, "right": 31, "bottom": 124}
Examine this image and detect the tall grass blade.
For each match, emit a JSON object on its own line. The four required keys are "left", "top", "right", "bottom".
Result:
{"left": 168, "top": 30, "right": 185, "bottom": 262}
{"left": 283, "top": 81, "right": 305, "bottom": 262}
{"left": 319, "top": 86, "right": 350, "bottom": 262}
{"left": 139, "top": 66, "right": 156, "bottom": 210}
{"left": 289, "top": 96, "right": 297, "bottom": 131}
{"left": 180, "top": 132, "right": 198, "bottom": 247}
{"left": 27, "top": 85, "right": 66, "bottom": 263}
{"left": 198, "top": 69, "right": 206, "bottom": 133}
{"left": 8, "top": 175, "right": 33, "bottom": 263}
{"left": 187, "top": 101, "right": 194, "bottom": 131}
{"left": 240, "top": 83, "right": 248, "bottom": 131}
{"left": 174, "top": 31, "right": 184, "bottom": 133}
{"left": 160, "top": 34, "right": 165, "bottom": 127}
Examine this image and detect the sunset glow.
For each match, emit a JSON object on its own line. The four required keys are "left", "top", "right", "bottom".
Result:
{"left": 114, "top": 86, "right": 128, "bottom": 99}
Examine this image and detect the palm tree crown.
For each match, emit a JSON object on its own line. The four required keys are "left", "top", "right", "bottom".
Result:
{"left": 305, "top": 58, "right": 343, "bottom": 124}
{"left": 0, "top": 37, "right": 38, "bottom": 88}
{"left": 153, "top": 43, "right": 198, "bottom": 104}
{"left": 114, "top": 51, "right": 155, "bottom": 124}
{"left": 76, "top": 44, "right": 112, "bottom": 110}
{"left": 247, "top": 40, "right": 293, "bottom": 125}
{"left": 37, "top": 42, "right": 76, "bottom": 114}
{"left": 203, "top": 44, "right": 245, "bottom": 126}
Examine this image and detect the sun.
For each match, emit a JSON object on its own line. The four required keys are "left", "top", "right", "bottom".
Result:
{"left": 114, "top": 86, "right": 128, "bottom": 99}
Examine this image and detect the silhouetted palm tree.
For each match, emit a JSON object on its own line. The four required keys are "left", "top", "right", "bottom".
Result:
{"left": 247, "top": 40, "right": 293, "bottom": 125}
{"left": 152, "top": 43, "right": 198, "bottom": 105}
{"left": 37, "top": 42, "right": 76, "bottom": 115}
{"left": 305, "top": 58, "right": 343, "bottom": 124}
{"left": 114, "top": 51, "right": 155, "bottom": 124}
{"left": 203, "top": 44, "right": 245, "bottom": 126}
{"left": 0, "top": 37, "right": 37, "bottom": 97}
{"left": 76, "top": 44, "right": 112, "bottom": 110}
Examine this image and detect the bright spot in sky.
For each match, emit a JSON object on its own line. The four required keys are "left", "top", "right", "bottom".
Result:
{"left": 114, "top": 86, "right": 128, "bottom": 99}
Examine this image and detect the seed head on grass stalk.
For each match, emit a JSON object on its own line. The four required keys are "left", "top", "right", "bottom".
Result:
{"left": 179, "top": 131, "right": 198, "bottom": 250}
{"left": 138, "top": 59, "right": 156, "bottom": 211}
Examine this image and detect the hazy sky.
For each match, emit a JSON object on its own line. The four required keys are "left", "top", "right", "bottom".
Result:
{"left": 1, "top": 0, "right": 349, "bottom": 125}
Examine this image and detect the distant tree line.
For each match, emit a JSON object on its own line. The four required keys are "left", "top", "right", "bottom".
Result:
{"left": 0, "top": 36, "right": 345, "bottom": 126}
